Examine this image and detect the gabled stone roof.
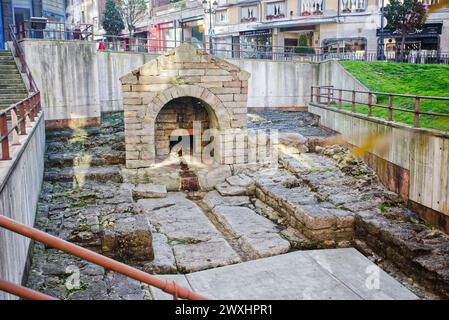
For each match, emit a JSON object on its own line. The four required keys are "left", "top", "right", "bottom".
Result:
{"left": 120, "top": 43, "right": 250, "bottom": 84}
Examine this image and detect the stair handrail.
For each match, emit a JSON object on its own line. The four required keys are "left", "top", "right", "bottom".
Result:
{"left": 8, "top": 24, "right": 38, "bottom": 93}
{"left": 0, "top": 215, "right": 207, "bottom": 300}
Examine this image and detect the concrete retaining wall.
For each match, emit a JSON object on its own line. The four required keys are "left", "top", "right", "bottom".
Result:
{"left": 228, "top": 59, "right": 319, "bottom": 110}
{"left": 97, "top": 51, "right": 158, "bottom": 112}
{"left": 318, "top": 60, "right": 372, "bottom": 104}
{"left": 0, "top": 113, "right": 45, "bottom": 300}
{"left": 22, "top": 40, "right": 101, "bottom": 125}
{"left": 309, "top": 103, "right": 449, "bottom": 233}
{"left": 20, "top": 40, "right": 371, "bottom": 119}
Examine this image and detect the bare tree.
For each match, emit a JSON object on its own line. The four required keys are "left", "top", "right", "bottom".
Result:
{"left": 117, "top": 0, "right": 148, "bottom": 35}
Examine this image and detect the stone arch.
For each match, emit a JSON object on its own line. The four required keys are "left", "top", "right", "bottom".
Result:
{"left": 146, "top": 85, "right": 232, "bottom": 130}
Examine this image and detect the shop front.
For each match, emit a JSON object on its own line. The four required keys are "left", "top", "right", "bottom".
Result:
{"left": 180, "top": 18, "right": 204, "bottom": 47}
{"left": 377, "top": 23, "right": 443, "bottom": 56}
{"left": 239, "top": 29, "right": 272, "bottom": 59}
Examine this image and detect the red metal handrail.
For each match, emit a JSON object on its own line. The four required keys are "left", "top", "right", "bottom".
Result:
{"left": 0, "top": 279, "right": 57, "bottom": 300}
{"left": 9, "top": 24, "right": 37, "bottom": 93}
{"left": 0, "top": 92, "right": 41, "bottom": 160}
{"left": 0, "top": 215, "right": 207, "bottom": 300}
{"left": 310, "top": 85, "right": 449, "bottom": 129}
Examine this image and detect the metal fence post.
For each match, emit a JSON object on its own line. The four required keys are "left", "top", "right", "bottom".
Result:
{"left": 0, "top": 113, "right": 10, "bottom": 160}
{"left": 388, "top": 95, "right": 393, "bottom": 121}
{"left": 414, "top": 97, "right": 421, "bottom": 128}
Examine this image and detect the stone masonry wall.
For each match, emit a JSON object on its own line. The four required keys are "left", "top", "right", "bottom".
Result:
{"left": 120, "top": 43, "right": 251, "bottom": 168}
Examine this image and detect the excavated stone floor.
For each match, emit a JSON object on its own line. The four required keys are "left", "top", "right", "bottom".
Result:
{"left": 25, "top": 111, "right": 449, "bottom": 300}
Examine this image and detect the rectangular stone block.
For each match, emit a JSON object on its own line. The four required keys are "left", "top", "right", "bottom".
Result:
{"left": 199, "top": 81, "right": 223, "bottom": 88}
{"left": 123, "top": 104, "right": 144, "bottom": 112}
{"left": 159, "top": 69, "right": 179, "bottom": 77}
{"left": 123, "top": 97, "right": 142, "bottom": 105}
{"left": 125, "top": 135, "right": 140, "bottom": 144}
{"left": 201, "top": 75, "right": 233, "bottom": 82}
{"left": 234, "top": 94, "right": 248, "bottom": 101}
{"left": 126, "top": 151, "right": 139, "bottom": 160}
{"left": 126, "top": 160, "right": 154, "bottom": 169}
{"left": 122, "top": 85, "right": 132, "bottom": 92}
{"left": 139, "top": 76, "right": 173, "bottom": 85}
{"left": 205, "top": 69, "right": 230, "bottom": 76}
{"left": 223, "top": 81, "right": 241, "bottom": 88}
{"left": 209, "top": 87, "right": 240, "bottom": 94}
{"left": 125, "top": 123, "right": 143, "bottom": 130}
{"left": 179, "top": 69, "right": 205, "bottom": 76}
{"left": 217, "top": 94, "right": 234, "bottom": 102}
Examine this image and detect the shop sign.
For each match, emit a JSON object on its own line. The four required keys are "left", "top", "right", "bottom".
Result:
{"left": 240, "top": 29, "right": 271, "bottom": 36}
{"left": 377, "top": 23, "right": 442, "bottom": 37}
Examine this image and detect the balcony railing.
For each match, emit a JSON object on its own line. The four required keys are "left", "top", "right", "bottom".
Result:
{"left": 340, "top": 0, "right": 366, "bottom": 13}
{"left": 300, "top": 0, "right": 324, "bottom": 16}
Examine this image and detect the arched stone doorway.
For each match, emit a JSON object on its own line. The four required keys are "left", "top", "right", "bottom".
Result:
{"left": 155, "top": 96, "right": 218, "bottom": 162}
{"left": 120, "top": 43, "right": 250, "bottom": 169}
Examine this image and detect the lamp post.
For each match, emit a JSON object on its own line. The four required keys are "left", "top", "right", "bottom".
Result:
{"left": 202, "top": 0, "right": 218, "bottom": 53}
{"left": 378, "top": 0, "right": 386, "bottom": 61}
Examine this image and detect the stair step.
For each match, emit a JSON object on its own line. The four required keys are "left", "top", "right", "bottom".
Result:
{"left": 0, "top": 88, "right": 27, "bottom": 93}
{"left": 0, "top": 76, "right": 23, "bottom": 81}
{"left": 0, "top": 51, "right": 12, "bottom": 56}
{"left": 0, "top": 69, "right": 20, "bottom": 74}
{"left": 44, "top": 166, "right": 123, "bottom": 183}
{"left": 0, "top": 65, "right": 18, "bottom": 69}
{"left": 0, "top": 94, "right": 28, "bottom": 100}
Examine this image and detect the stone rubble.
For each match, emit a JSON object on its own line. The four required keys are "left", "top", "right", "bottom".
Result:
{"left": 25, "top": 112, "right": 449, "bottom": 299}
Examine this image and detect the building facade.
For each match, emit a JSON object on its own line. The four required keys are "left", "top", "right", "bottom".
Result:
{"left": 148, "top": 0, "right": 204, "bottom": 50}
{"left": 1, "top": 0, "right": 66, "bottom": 48}
{"left": 378, "top": 1, "right": 449, "bottom": 55}
{"left": 206, "top": 0, "right": 382, "bottom": 58}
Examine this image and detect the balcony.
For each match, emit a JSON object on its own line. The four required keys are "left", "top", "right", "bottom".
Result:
{"left": 265, "top": 2, "right": 286, "bottom": 21}
{"left": 340, "top": 0, "right": 366, "bottom": 14}
{"left": 300, "top": 0, "right": 324, "bottom": 16}
{"left": 240, "top": 6, "right": 258, "bottom": 23}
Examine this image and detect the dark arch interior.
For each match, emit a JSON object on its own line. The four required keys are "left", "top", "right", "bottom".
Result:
{"left": 155, "top": 96, "right": 216, "bottom": 160}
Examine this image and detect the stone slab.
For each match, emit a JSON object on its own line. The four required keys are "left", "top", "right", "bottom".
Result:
{"left": 153, "top": 249, "right": 418, "bottom": 300}
{"left": 133, "top": 183, "right": 167, "bottom": 198}
{"left": 173, "top": 239, "right": 242, "bottom": 273}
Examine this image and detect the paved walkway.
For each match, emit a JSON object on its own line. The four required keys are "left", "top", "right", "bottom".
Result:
{"left": 150, "top": 248, "right": 417, "bottom": 300}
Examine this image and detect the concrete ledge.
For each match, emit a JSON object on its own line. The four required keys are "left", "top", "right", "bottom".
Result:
{"left": 45, "top": 117, "right": 101, "bottom": 129}
{"left": 0, "top": 112, "right": 45, "bottom": 300}
{"left": 248, "top": 106, "right": 308, "bottom": 112}
{"left": 309, "top": 102, "right": 449, "bottom": 234}
{"left": 150, "top": 248, "right": 417, "bottom": 300}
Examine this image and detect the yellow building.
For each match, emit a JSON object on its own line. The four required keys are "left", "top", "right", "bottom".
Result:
{"left": 206, "top": 0, "right": 382, "bottom": 58}
{"left": 206, "top": 0, "right": 448, "bottom": 58}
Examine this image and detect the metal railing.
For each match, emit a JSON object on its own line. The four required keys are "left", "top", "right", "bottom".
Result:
{"left": 0, "top": 93, "right": 41, "bottom": 160}
{"left": 13, "top": 21, "right": 94, "bottom": 41}
{"left": 9, "top": 23, "right": 449, "bottom": 64}
{"left": 0, "top": 215, "right": 207, "bottom": 300}
{"left": 310, "top": 85, "right": 449, "bottom": 129}
{"left": 9, "top": 25, "right": 38, "bottom": 92}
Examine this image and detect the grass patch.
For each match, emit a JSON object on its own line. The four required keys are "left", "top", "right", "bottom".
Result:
{"left": 338, "top": 61, "right": 449, "bottom": 131}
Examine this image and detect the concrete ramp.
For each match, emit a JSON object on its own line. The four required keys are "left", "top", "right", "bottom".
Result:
{"left": 150, "top": 248, "right": 417, "bottom": 300}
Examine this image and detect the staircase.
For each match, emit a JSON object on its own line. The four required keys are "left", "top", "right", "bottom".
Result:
{"left": 0, "top": 50, "right": 28, "bottom": 110}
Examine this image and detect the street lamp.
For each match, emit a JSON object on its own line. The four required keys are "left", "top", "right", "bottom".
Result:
{"left": 378, "top": 0, "right": 386, "bottom": 61}
{"left": 202, "top": 0, "right": 218, "bottom": 53}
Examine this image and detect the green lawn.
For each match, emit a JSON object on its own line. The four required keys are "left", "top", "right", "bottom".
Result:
{"left": 337, "top": 61, "right": 449, "bottom": 132}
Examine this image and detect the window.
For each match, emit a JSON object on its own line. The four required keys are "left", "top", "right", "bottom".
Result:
{"left": 341, "top": 0, "right": 366, "bottom": 13}
{"left": 216, "top": 10, "right": 228, "bottom": 24}
{"left": 266, "top": 1, "right": 286, "bottom": 20}
{"left": 300, "top": 0, "right": 324, "bottom": 16}
{"left": 240, "top": 6, "right": 258, "bottom": 22}
{"left": 217, "top": 0, "right": 228, "bottom": 6}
